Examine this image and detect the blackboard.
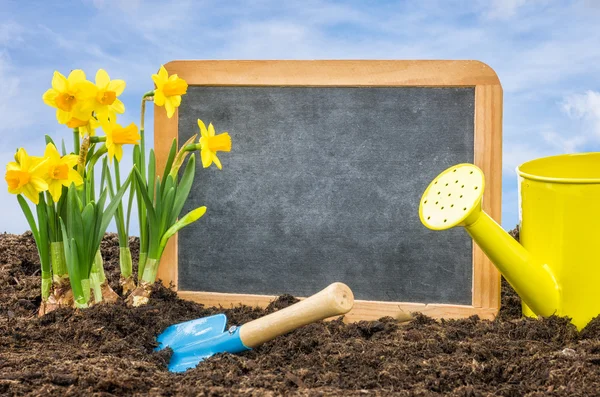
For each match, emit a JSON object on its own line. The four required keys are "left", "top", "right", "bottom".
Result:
{"left": 154, "top": 60, "right": 503, "bottom": 322}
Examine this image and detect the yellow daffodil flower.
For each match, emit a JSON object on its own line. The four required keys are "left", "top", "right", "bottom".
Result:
{"left": 198, "top": 119, "right": 231, "bottom": 170}
{"left": 43, "top": 143, "right": 83, "bottom": 202}
{"left": 42, "top": 69, "right": 97, "bottom": 125}
{"left": 152, "top": 65, "right": 188, "bottom": 118}
{"left": 5, "top": 148, "right": 49, "bottom": 204}
{"left": 93, "top": 69, "right": 126, "bottom": 124}
{"left": 67, "top": 116, "right": 100, "bottom": 137}
{"left": 103, "top": 119, "right": 141, "bottom": 163}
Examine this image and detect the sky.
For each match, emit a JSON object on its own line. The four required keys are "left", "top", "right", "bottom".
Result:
{"left": 0, "top": 0, "right": 599, "bottom": 236}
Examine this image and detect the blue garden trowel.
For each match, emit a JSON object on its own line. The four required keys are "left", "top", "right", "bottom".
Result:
{"left": 155, "top": 282, "right": 354, "bottom": 373}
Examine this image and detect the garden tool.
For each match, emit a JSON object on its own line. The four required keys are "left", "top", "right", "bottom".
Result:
{"left": 156, "top": 282, "right": 354, "bottom": 372}
{"left": 418, "top": 153, "right": 600, "bottom": 330}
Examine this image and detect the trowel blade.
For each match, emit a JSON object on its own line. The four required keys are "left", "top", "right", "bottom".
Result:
{"left": 155, "top": 313, "right": 228, "bottom": 352}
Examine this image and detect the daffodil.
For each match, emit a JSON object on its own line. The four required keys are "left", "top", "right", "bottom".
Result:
{"left": 198, "top": 119, "right": 231, "bottom": 170}
{"left": 103, "top": 119, "right": 141, "bottom": 163}
{"left": 43, "top": 143, "right": 83, "bottom": 202}
{"left": 152, "top": 65, "right": 188, "bottom": 118}
{"left": 42, "top": 70, "right": 97, "bottom": 125}
{"left": 93, "top": 69, "right": 126, "bottom": 124}
{"left": 5, "top": 148, "right": 49, "bottom": 204}
{"left": 67, "top": 116, "right": 100, "bottom": 137}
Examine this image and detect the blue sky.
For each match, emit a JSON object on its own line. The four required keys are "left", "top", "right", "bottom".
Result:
{"left": 1, "top": 0, "right": 599, "bottom": 235}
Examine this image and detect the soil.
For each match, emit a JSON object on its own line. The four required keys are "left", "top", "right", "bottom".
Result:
{"left": 2, "top": 229, "right": 600, "bottom": 396}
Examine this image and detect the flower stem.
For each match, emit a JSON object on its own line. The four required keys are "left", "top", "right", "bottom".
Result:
{"left": 90, "top": 136, "right": 106, "bottom": 144}
{"left": 73, "top": 128, "right": 80, "bottom": 155}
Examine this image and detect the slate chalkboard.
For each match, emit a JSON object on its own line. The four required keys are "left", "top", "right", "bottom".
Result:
{"left": 154, "top": 60, "right": 503, "bottom": 322}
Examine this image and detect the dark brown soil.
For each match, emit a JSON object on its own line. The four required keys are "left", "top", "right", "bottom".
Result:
{"left": 2, "top": 230, "right": 600, "bottom": 396}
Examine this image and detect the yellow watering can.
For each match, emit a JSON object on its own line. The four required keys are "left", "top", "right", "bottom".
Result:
{"left": 419, "top": 153, "right": 600, "bottom": 330}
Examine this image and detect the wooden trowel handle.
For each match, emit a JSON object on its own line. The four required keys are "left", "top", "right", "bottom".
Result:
{"left": 238, "top": 282, "right": 354, "bottom": 348}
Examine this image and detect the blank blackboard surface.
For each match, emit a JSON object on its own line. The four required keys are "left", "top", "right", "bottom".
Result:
{"left": 177, "top": 86, "right": 474, "bottom": 304}
{"left": 154, "top": 60, "right": 503, "bottom": 322}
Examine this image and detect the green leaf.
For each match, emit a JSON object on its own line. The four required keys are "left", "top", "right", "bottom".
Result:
{"left": 103, "top": 159, "right": 114, "bottom": 198}
{"left": 82, "top": 202, "right": 95, "bottom": 258}
{"left": 61, "top": 139, "right": 67, "bottom": 156}
{"left": 161, "top": 139, "right": 177, "bottom": 187}
{"left": 158, "top": 206, "right": 207, "bottom": 259}
{"left": 67, "top": 185, "right": 84, "bottom": 263}
{"left": 154, "top": 176, "right": 162, "bottom": 208}
{"left": 17, "top": 195, "right": 39, "bottom": 241}
{"left": 59, "top": 218, "right": 75, "bottom": 279}
{"left": 45, "top": 135, "right": 55, "bottom": 146}
{"left": 160, "top": 187, "right": 176, "bottom": 234}
{"left": 148, "top": 149, "right": 156, "bottom": 201}
{"left": 126, "top": 178, "right": 135, "bottom": 234}
{"left": 133, "top": 168, "right": 157, "bottom": 225}
{"left": 171, "top": 153, "right": 196, "bottom": 226}
{"left": 35, "top": 196, "right": 51, "bottom": 274}
{"left": 44, "top": 192, "right": 57, "bottom": 242}
{"left": 99, "top": 171, "right": 133, "bottom": 238}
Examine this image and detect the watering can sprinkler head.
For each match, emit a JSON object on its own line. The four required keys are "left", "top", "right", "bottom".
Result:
{"left": 419, "top": 163, "right": 560, "bottom": 323}
{"left": 419, "top": 163, "right": 485, "bottom": 230}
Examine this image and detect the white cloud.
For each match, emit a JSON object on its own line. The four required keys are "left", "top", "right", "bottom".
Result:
{"left": 562, "top": 90, "right": 600, "bottom": 134}
{"left": 482, "top": 0, "right": 550, "bottom": 20}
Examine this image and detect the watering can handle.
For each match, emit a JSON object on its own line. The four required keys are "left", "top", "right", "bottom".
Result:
{"left": 239, "top": 282, "right": 354, "bottom": 348}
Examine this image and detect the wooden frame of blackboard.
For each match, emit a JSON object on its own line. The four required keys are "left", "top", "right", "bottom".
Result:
{"left": 154, "top": 60, "right": 503, "bottom": 323}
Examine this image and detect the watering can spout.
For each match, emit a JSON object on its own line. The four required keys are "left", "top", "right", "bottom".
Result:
{"left": 419, "top": 163, "right": 559, "bottom": 318}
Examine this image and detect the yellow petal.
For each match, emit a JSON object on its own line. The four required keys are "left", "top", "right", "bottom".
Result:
{"left": 95, "top": 69, "right": 110, "bottom": 88}
{"left": 114, "top": 145, "right": 123, "bottom": 162}
{"left": 30, "top": 176, "right": 48, "bottom": 191}
{"left": 62, "top": 154, "right": 79, "bottom": 168}
{"left": 15, "top": 148, "right": 30, "bottom": 170}
{"left": 67, "top": 69, "right": 87, "bottom": 85}
{"left": 31, "top": 159, "right": 50, "bottom": 178}
{"left": 108, "top": 79, "right": 126, "bottom": 96}
{"left": 201, "top": 148, "right": 212, "bottom": 168}
{"left": 48, "top": 181, "right": 63, "bottom": 202}
{"left": 67, "top": 169, "right": 83, "bottom": 186}
{"left": 212, "top": 154, "right": 222, "bottom": 170}
{"left": 208, "top": 122, "right": 215, "bottom": 137}
{"left": 42, "top": 89, "right": 58, "bottom": 107}
{"left": 107, "top": 144, "right": 115, "bottom": 163}
{"left": 44, "top": 143, "right": 60, "bottom": 162}
{"left": 151, "top": 74, "right": 164, "bottom": 88}
{"left": 171, "top": 94, "right": 181, "bottom": 108}
{"left": 75, "top": 80, "right": 98, "bottom": 99}
{"left": 23, "top": 185, "right": 40, "bottom": 204}
{"left": 57, "top": 109, "right": 71, "bottom": 124}
{"left": 6, "top": 161, "right": 20, "bottom": 171}
{"left": 51, "top": 71, "right": 67, "bottom": 92}
{"left": 165, "top": 98, "right": 175, "bottom": 118}
{"left": 154, "top": 90, "right": 166, "bottom": 106}
{"left": 95, "top": 107, "right": 110, "bottom": 124}
{"left": 158, "top": 65, "right": 168, "bottom": 80}
{"left": 111, "top": 99, "right": 125, "bottom": 114}
{"left": 198, "top": 119, "right": 209, "bottom": 138}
